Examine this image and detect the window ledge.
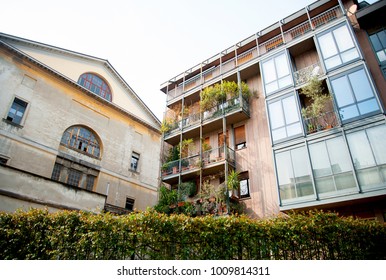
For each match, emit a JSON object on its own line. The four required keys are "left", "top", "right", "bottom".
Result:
{"left": 129, "top": 168, "right": 140, "bottom": 174}
{"left": 2, "top": 118, "right": 24, "bottom": 128}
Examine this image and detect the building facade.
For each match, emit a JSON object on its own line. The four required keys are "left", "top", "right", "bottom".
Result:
{"left": 0, "top": 33, "right": 161, "bottom": 213}
{"left": 159, "top": 0, "right": 386, "bottom": 220}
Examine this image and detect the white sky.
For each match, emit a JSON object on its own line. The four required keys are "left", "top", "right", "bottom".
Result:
{"left": 1, "top": 0, "right": 376, "bottom": 120}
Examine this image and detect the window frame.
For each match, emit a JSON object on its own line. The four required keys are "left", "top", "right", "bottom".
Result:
{"left": 267, "top": 92, "right": 303, "bottom": 143}
{"left": 238, "top": 171, "right": 250, "bottom": 199}
{"left": 130, "top": 152, "right": 140, "bottom": 172}
{"left": 60, "top": 126, "right": 101, "bottom": 158}
{"left": 261, "top": 51, "right": 293, "bottom": 96}
{"left": 78, "top": 73, "right": 112, "bottom": 102}
{"left": 329, "top": 66, "right": 381, "bottom": 123}
{"left": 125, "top": 197, "right": 135, "bottom": 211}
{"left": 368, "top": 28, "right": 386, "bottom": 79}
{"left": 316, "top": 22, "right": 361, "bottom": 72}
{"left": 5, "top": 97, "right": 29, "bottom": 126}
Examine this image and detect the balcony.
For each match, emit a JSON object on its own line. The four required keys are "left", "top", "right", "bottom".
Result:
{"left": 202, "top": 95, "right": 250, "bottom": 122}
{"left": 162, "top": 5, "right": 343, "bottom": 102}
{"left": 161, "top": 146, "right": 235, "bottom": 185}
{"left": 303, "top": 110, "right": 339, "bottom": 135}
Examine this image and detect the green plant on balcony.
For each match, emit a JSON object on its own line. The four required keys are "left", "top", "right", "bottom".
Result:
{"left": 160, "top": 118, "right": 173, "bottom": 134}
{"left": 300, "top": 77, "right": 332, "bottom": 132}
{"left": 178, "top": 138, "right": 195, "bottom": 158}
{"left": 227, "top": 169, "right": 240, "bottom": 196}
{"left": 178, "top": 181, "right": 197, "bottom": 201}
{"left": 200, "top": 81, "right": 251, "bottom": 113}
{"left": 154, "top": 185, "right": 178, "bottom": 214}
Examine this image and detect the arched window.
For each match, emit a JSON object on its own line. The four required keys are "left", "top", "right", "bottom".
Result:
{"left": 78, "top": 73, "right": 112, "bottom": 101}
{"left": 60, "top": 126, "right": 101, "bottom": 158}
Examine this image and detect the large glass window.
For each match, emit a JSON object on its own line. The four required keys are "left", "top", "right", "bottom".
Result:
{"left": 347, "top": 125, "right": 386, "bottom": 191}
{"left": 275, "top": 146, "right": 314, "bottom": 204}
{"left": 262, "top": 52, "right": 293, "bottom": 95}
{"left": 309, "top": 137, "right": 357, "bottom": 197}
{"left": 61, "top": 126, "right": 101, "bottom": 158}
{"left": 78, "top": 73, "right": 112, "bottom": 101}
{"left": 317, "top": 24, "right": 359, "bottom": 70}
{"left": 268, "top": 94, "right": 302, "bottom": 142}
{"left": 330, "top": 67, "right": 380, "bottom": 122}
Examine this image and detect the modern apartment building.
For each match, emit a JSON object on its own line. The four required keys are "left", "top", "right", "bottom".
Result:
{"left": 159, "top": 0, "right": 386, "bottom": 220}
{"left": 0, "top": 33, "right": 161, "bottom": 214}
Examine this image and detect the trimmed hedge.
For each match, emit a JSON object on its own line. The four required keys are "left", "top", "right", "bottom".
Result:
{"left": 0, "top": 209, "right": 385, "bottom": 260}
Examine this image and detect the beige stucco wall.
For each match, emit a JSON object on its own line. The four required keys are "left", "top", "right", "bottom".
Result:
{"left": 0, "top": 46, "right": 161, "bottom": 212}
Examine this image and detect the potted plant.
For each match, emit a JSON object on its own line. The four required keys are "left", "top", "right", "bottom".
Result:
{"left": 227, "top": 169, "right": 240, "bottom": 198}
{"left": 300, "top": 77, "right": 332, "bottom": 133}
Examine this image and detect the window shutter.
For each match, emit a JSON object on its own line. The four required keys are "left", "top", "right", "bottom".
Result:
{"left": 235, "top": 125, "right": 246, "bottom": 145}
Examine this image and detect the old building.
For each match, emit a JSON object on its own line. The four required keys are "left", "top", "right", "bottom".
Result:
{"left": 0, "top": 33, "right": 161, "bottom": 213}
{"left": 159, "top": 0, "right": 386, "bottom": 220}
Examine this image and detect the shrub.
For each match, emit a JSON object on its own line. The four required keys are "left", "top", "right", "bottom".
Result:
{"left": 0, "top": 209, "right": 385, "bottom": 260}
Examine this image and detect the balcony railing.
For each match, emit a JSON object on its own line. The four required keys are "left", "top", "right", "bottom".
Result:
{"left": 164, "top": 6, "right": 343, "bottom": 103}
{"left": 293, "top": 62, "right": 323, "bottom": 86}
{"left": 202, "top": 95, "right": 249, "bottom": 122}
{"left": 303, "top": 110, "right": 339, "bottom": 135}
{"left": 202, "top": 146, "right": 235, "bottom": 167}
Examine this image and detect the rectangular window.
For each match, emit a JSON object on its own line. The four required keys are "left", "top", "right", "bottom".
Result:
{"left": 239, "top": 172, "right": 250, "bottom": 199}
{"left": 262, "top": 52, "right": 293, "bottom": 95}
{"left": 51, "top": 163, "right": 62, "bottom": 181}
{"left": 85, "top": 175, "right": 96, "bottom": 191}
{"left": 234, "top": 125, "right": 246, "bottom": 150}
{"left": 67, "top": 169, "right": 81, "bottom": 187}
{"left": 309, "top": 137, "right": 357, "bottom": 197}
{"left": 369, "top": 29, "right": 386, "bottom": 64}
{"left": 125, "top": 197, "right": 135, "bottom": 211}
{"left": 0, "top": 156, "right": 9, "bottom": 165}
{"left": 130, "top": 152, "right": 140, "bottom": 172}
{"left": 268, "top": 94, "right": 302, "bottom": 142}
{"left": 317, "top": 24, "right": 359, "bottom": 71}
{"left": 275, "top": 146, "right": 314, "bottom": 204}
{"left": 330, "top": 67, "right": 380, "bottom": 122}
{"left": 6, "top": 97, "right": 28, "bottom": 125}
{"left": 347, "top": 125, "right": 386, "bottom": 191}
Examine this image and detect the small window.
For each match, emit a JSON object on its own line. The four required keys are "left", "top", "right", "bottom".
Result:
{"left": 67, "top": 169, "right": 82, "bottom": 187}
{"left": 234, "top": 125, "right": 246, "bottom": 150}
{"left": 85, "top": 175, "right": 96, "bottom": 191}
{"left": 0, "top": 156, "right": 9, "bottom": 165}
{"left": 130, "top": 152, "right": 140, "bottom": 172}
{"left": 6, "top": 98, "right": 28, "bottom": 125}
{"left": 51, "top": 163, "right": 63, "bottom": 181}
{"left": 125, "top": 197, "right": 135, "bottom": 211}
{"left": 239, "top": 172, "right": 250, "bottom": 199}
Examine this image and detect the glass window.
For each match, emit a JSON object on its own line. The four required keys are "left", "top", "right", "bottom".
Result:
{"left": 51, "top": 163, "right": 62, "bottom": 181}
{"left": 60, "top": 126, "right": 101, "bottom": 158}
{"left": 330, "top": 68, "right": 380, "bottom": 122}
{"left": 78, "top": 73, "right": 112, "bottom": 101}
{"left": 275, "top": 146, "right": 314, "bottom": 204}
{"left": 238, "top": 171, "right": 250, "bottom": 199}
{"left": 125, "top": 197, "right": 135, "bottom": 211}
{"left": 347, "top": 125, "right": 386, "bottom": 191}
{"left": 369, "top": 29, "right": 386, "bottom": 64}
{"left": 309, "top": 137, "right": 356, "bottom": 197}
{"left": 131, "top": 152, "right": 140, "bottom": 172}
{"left": 262, "top": 52, "right": 293, "bottom": 95}
{"left": 6, "top": 98, "right": 28, "bottom": 125}
{"left": 317, "top": 24, "right": 359, "bottom": 70}
{"left": 67, "top": 169, "right": 82, "bottom": 187}
{"left": 85, "top": 175, "right": 96, "bottom": 191}
{"left": 268, "top": 94, "right": 302, "bottom": 142}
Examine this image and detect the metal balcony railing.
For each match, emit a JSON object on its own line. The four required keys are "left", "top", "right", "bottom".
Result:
{"left": 303, "top": 110, "right": 339, "bottom": 135}
{"left": 202, "top": 146, "right": 235, "bottom": 167}
{"left": 202, "top": 95, "right": 249, "bottom": 122}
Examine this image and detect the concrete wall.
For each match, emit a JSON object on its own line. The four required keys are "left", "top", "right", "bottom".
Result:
{"left": 0, "top": 165, "right": 106, "bottom": 213}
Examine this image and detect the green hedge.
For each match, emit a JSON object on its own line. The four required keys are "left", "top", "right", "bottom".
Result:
{"left": 0, "top": 209, "right": 385, "bottom": 260}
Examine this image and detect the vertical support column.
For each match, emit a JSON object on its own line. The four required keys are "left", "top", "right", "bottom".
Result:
{"left": 306, "top": 5, "right": 315, "bottom": 30}
{"left": 255, "top": 33, "right": 260, "bottom": 57}
{"left": 279, "top": 20, "right": 286, "bottom": 44}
